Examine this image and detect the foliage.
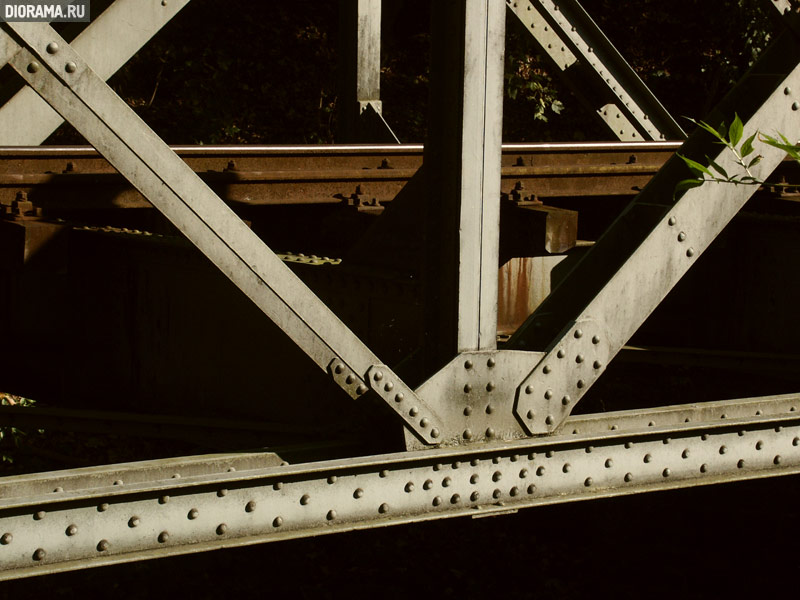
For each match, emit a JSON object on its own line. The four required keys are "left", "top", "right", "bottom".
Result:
{"left": 0, "top": 394, "right": 41, "bottom": 465}
{"left": 676, "top": 115, "right": 800, "bottom": 196}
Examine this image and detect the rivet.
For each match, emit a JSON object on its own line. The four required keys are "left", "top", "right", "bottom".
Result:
{"left": 465, "top": 360, "right": 473, "bottom": 370}
{"left": 216, "top": 489, "right": 227, "bottom": 497}
{"left": 353, "top": 488, "right": 365, "bottom": 498}
{"left": 216, "top": 523, "right": 228, "bottom": 535}
{"left": 97, "top": 540, "right": 109, "bottom": 552}
{"left": 486, "top": 382, "right": 496, "bottom": 392}
{"left": 334, "top": 363, "right": 344, "bottom": 374}
{"left": 33, "top": 548, "right": 46, "bottom": 561}
{"left": 527, "top": 410, "right": 535, "bottom": 420}
{"left": 46, "top": 42, "right": 59, "bottom": 54}
{"left": 785, "top": 87, "right": 792, "bottom": 95}
{"left": 562, "top": 395, "right": 571, "bottom": 406}
{"left": 98, "top": 503, "right": 109, "bottom": 512}
{"left": 625, "top": 442, "right": 633, "bottom": 449}
{"left": 420, "top": 418, "right": 430, "bottom": 428}
{"left": 593, "top": 361, "right": 603, "bottom": 369}
{"left": 380, "top": 470, "right": 389, "bottom": 477}
{"left": 776, "top": 426, "right": 783, "bottom": 433}
{"left": 384, "top": 382, "right": 394, "bottom": 392}
{"left": 53, "top": 487, "right": 63, "bottom": 493}
{"left": 493, "top": 489, "right": 502, "bottom": 499}
{"left": 668, "top": 216, "right": 677, "bottom": 226}
{"left": 300, "top": 495, "right": 310, "bottom": 505}
{"left": 188, "top": 508, "right": 199, "bottom": 519}
{"left": 34, "top": 511, "right": 45, "bottom": 521}
{"left": 562, "top": 463, "right": 571, "bottom": 473}
{"left": 471, "top": 459, "right": 480, "bottom": 466}
{"left": 27, "top": 61, "right": 40, "bottom": 73}
{"left": 463, "top": 429, "right": 473, "bottom": 440}
{"left": 719, "top": 445, "right": 728, "bottom": 454}
{"left": 433, "top": 496, "right": 442, "bottom": 506}
{"left": 576, "top": 354, "right": 584, "bottom": 363}
{"left": 643, "top": 454, "right": 652, "bottom": 463}
{"left": 611, "top": 425, "right": 619, "bottom": 430}
{"left": 545, "top": 415, "right": 554, "bottom": 425}
{"left": 487, "top": 358, "right": 496, "bottom": 368}
{"left": 409, "top": 407, "right": 419, "bottom": 417}
{"left": 464, "top": 384, "right": 473, "bottom": 393}
{"left": 605, "top": 459, "right": 613, "bottom": 468}
{"left": 525, "top": 385, "right": 534, "bottom": 395}
{"left": 463, "top": 406, "right": 472, "bottom": 416}
{"left": 65, "top": 62, "right": 77, "bottom": 73}
{"left": 682, "top": 449, "right": 690, "bottom": 459}
{"left": 273, "top": 482, "right": 283, "bottom": 490}
{"left": 443, "top": 477, "right": 452, "bottom": 487}
{"left": 546, "top": 451, "right": 554, "bottom": 458}
{"left": 700, "top": 464, "right": 708, "bottom": 473}
{"left": 158, "top": 531, "right": 169, "bottom": 543}
{"left": 677, "top": 232, "right": 687, "bottom": 242}
{"left": 128, "top": 516, "right": 140, "bottom": 528}
{"left": 648, "top": 422, "right": 655, "bottom": 427}
{"left": 273, "top": 517, "right": 283, "bottom": 527}
{"left": 471, "top": 491, "right": 480, "bottom": 502}
{"left": 536, "top": 466, "right": 545, "bottom": 476}
{"left": 345, "top": 375, "right": 354, "bottom": 384}
{"left": 586, "top": 446, "right": 594, "bottom": 454}
{"left": 433, "top": 464, "right": 442, "bottom": 471}
{"left": 486, "top": 427, "right": 495, "bottom": 438}
{"left": 592, "top": 335, "right": 600, "bottom": 344}
{"left": 405, "top": 482, "right": 415, "bottom": 493}
{"left": 584, "top": 477, "right": 593, "bottom": 487}
{"left": 662, "top": 468, "right": 671, "bottom": 477}
{"left": 793, "top": 102, "right": 800, "bottom": 111}
{"left": 738, "top": 459, "right": 745, "bottom": 469}
{"left": 543, "top": 365, "right": 552, "bottom": 375}
{"left": 793, "top": 437, "right": 800, "bottom": 447}
{"left": 0, "top": 533, "right": 12, "bottom": 545}
{"left": 774, "top": 455, "right": 783, "bottom": 465}
{"left": 493, "top": 471, "right": 502, "bottom": 482}
{"left": 544, "top": 389, "right": 553, "bottom": 399}
{"left": 450, "top": 494, "right": 461, "bottom": 504}
{"left": 510, "top": 486, "right": 520, "bottom": 497}
{"left": 423, "top": 479, "right": 433, "bottom": 490}
{"left": 527, "top": 484, "right": 536, "bottom": 494}
{"left": 557, "top": 349, "right": 566, "bottom": 358}
{"left": 326, "top": 510, "right": 337, "bottom": 521}
{"left": 485, "top": 404, "right": 494, "bottom": 414}
{"left": 624, "top": 473, "right": 633, "bottom": 482}
{"left": 577, "top": 379, "right": 586, "bottom": 389}
{"left": 374, "top": 370, "right": 384, "bottom": 381}
{"left": 356, "top": 384, "right": 367, "bottom": 395}
{"left": 245, "top": 500, "right": 257, "bottom": 513}
{"left": 663, "top": 438, "right": 671, "bottom": 445}
{"left": 686, "top": 248, "right": 695, "bottom": 258}
{"left": 431, "top": 428, "right": 440, "bottom": 438}
{"left": 327, "top": 476, "right": 338, "bottom": 485}
{"left": 574, "top": 329, "right": 583, "bottom": 339}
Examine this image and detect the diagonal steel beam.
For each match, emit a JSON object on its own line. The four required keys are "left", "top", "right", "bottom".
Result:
{"left": 509, "top": 28, "right": 800, "bottom": 433}
{"left": 0, "top": 22, "right": 444, "bottom": 444}
{"left": 0, "top": 0, "right": 192, "bottom": 145}
{"left": 507, "top": 0, "right": 685, "bottom": 141}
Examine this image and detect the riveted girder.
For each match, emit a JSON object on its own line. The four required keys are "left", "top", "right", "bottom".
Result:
{"left": 0, "top": 0, "right": 192, "bottom": 145}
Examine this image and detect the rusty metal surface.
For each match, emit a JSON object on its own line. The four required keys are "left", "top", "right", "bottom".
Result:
{"left": 0, "top": 143, "right": 679, "bottom": 212}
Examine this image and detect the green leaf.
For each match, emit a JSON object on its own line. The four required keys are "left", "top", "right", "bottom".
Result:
{"left": 706, "top": 155, "right": 729, "bottom": 179}
{"left": 729, "top": 113, "right": 744, "bottom": 147}
{"left": 748, "top": 155, "right": 762, "bottom": 169}
{"left": 677, "top": 153, "right": 714, "bottom": 178}
{"left": 686, "top": 117, "right": 728, "bottom": 143}
{"left": 674, "top": 178, "right": 705, "bottom": 198}
{"left": 740, "top": 133, "right": 757, "bottom": 158}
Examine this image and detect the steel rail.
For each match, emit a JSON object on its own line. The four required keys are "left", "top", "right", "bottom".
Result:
{"left": 0, "top": 393, "right": 798, "bottom": 579}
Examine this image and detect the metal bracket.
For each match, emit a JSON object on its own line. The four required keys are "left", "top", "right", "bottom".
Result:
{"left": 515, "top": 319, "right": 610, "bottom": 434}
{"left": 404, "top": 350, "right": 545, "bottom": 450}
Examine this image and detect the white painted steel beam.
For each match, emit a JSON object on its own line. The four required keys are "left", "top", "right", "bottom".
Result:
{"left": 0, "top": 0, "right": 191, "bottom": 145}
{"left": 510, "top": 29, "right": 800, "bottom": 434}
{"left": 507, "top": 0, "right": 685, "bottom": 141}
{"left": 0, "top": 21, "right": 444, "bottom": 444}
{"left": 1, "top": 394, "right": 799, "bottom": 579}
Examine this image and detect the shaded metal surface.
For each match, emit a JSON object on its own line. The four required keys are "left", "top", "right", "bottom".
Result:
{"left": 0, "top": 394, "right": 798, "bottom": 579}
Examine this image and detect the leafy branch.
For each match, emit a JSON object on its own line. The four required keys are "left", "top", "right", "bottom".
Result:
{"left": 675, "top": 114, "right": 800, "bottom": 197}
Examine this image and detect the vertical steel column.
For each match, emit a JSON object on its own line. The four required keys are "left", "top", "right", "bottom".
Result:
{"left": 337, "top": 0, "right": 398, "bottom": 143}
{"left": 423, "top": 1, "right": 506, "bottom": 370}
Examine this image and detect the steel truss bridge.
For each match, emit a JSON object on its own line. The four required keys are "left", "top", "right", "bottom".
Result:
{"left": 1, "top": 0, "right": 800, "bottom": 581}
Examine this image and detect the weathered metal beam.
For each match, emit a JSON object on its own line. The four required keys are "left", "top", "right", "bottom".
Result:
{"left": 0, "top": 0, "right": 192, "bottom": 145}
{"left": 424, "top": 0, "right": 506, "bottom": 367}
{"left": 0, "top": 393, "right": 798, "bottom": 579}
{"left": 337, "top": 0, "right": 399, "bottom": 143}
{"left": 507, "top": 0, "right": 685, "bottom": 141}
{"left": 0, "top": 22, "right": 443, "bottom": 444}
{"left": 510, "top": 29, "right": 800, "bottom": 433}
